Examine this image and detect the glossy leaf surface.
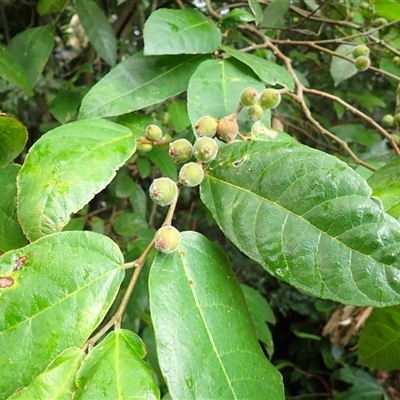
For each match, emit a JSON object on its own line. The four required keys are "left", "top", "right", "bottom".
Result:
{"left": 0, "top": 164, "right": 28, "bottom": 252}
{"left": 76, "top": 0, "right": 117, "bottom": 66}
{"left": 0, "top": 114, "right": 28, "bottom": 168}
{"left": 358, "top": 305, "right": 400, "bottom": 369}
{"left": 200, "top": 140, "right": 400, "bottom": 307}
{"left": 149, "top": 231, "right": 284, "bottom": 399}
{"left": 79, "top": 53, "right": 208, "bottom": 119}
{"left": 144, "top": 8, "right": 221, "bottom": 55}
{"left": 8, "top": 348, "right": 84, "bottom": 400}
{"left": 74, "top": 330, "right": 159, "bottom": 399}
{"left": 17, "top": 119, "right": 135, "bottom": 241}
{"left": 0, "top": 231, "right": 124, "bottom": 399}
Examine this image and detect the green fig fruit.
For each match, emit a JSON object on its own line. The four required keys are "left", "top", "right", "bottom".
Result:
{"left": 354, "top": 55, "right": 370, "bottom": 71}
{"left": 169, "top": 139, "right": 194, "bottom": 163}
{"left": 352, "top": 44, "right": 369, "bottom": 58}
{"left": 240, "top": 87, "right": 258, "bottom": 106}
{"left": 247, "top": 103, "right": 265, "bottom": 121}
{"left": 195, "top": 116, "right": 219, "bottom": 138}
{"left": 154, "top": 225, "right": 181, "bottom": 253}
{"left": 137, "top": 142, "right": 153, "bottom": 153}
{"left": 179, "top": 162, "right": 204, "bottom": 187}
{"left": 193, "top": 137, "right": 219, "bottom": 163}
{"left": 145, "top": 124, "right": 163, "bottom": 141}
{"left": 216, "top": 116, "right": 239, "bottom": 142}
{"left": 149, "top": 177, "right": 178, "bottom": 207}
{"left": 259, "top": 89, "right": 281, "bottom": 109}
{"left": 382, "top": 114, "right": 394, "bottom": 126}
{"left": 394, "top": 113, "right": 400, "bottom": 124}
{"left": 372, "top": 17, "right": 388, "bottom": 27}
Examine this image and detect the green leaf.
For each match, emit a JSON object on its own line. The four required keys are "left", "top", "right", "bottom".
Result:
{"left": 113, "top": 212, "right": 147, "bottom": 237}
{"left": 261, "top": 0, "right": 290, "bottom": 28}
{"left": 380, "top": 58, "right": 400, "bottom": 86}
{"left": 129, "top": 181, "right": 148, "bottom": 220}
{"left": 368, "top": 157, "right": 400, "bottom": 219}
{"left": 330, "top": 44, "right": 358, "bottom": 86}
{"left": 372, "top": 0, "right": 400, "bottom": 21}
{"left": 17, "top": 119, "right": 135, "bottom": 241}
{"left": 146, "top": 146, "right": 177, "bottom": 181}
{"left": 248, "top": 0, "right": 264, "bottom": 24}
{"left": 0, "top": 231, "right": 124, "bottom": 399}
{"left": 220, "top": 9, "right": 255, "bottom": 28}
{"left": 168, "top": 101, "right": 191, "bottom": 133}
{"left": 75, "top": 0, "right": 117, "bottom": 66}
{"left": 37, "top": 0, "right": 68, "bottom": 15}
{"left": 200, "top": 140, "right": 400, "bottom": 307}
{"left": 7, "top": 25, "right": 54, "bottom": 86}
{"left": 0, "top": 114, "right": 28, "bottom": 168}
{"left": 74, "top": 330, "right": 159, "bottom": 399}
{"left": 0, "top": 164, "right": 28, "bottom": 252}
{"left": 50, "top": 88, "right": 88, "bottom": 123}
{"left": 79, "top": 53, "right": 208, "bottom": 120}
{"left": 8, "top": 348, "right": 84, "bottom": 400}
{"left": 347, "top": 92, "right": 386, "bottom": 112}
{"left": 149, "top": 231, "right": 284, "bottom": 399}
{"left": 330, "top": 124, "right": 380, "bottom": 147}
{"left": 222, "top": 46, "right": 294, "bottom": 91}
{"left": 143, "top": 9, "right": 221, "bottom": 55}
{"left": 0, "top": 46, "right": 33, "bottom": 95}
{"left": 358, "top": 305, "right": 400, "bottom": 369}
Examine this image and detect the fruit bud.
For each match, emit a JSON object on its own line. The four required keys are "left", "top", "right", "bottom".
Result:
{"left": 216, "top": 116, "right": 239, "bottom": 142}
{"left": 169, "top": 139, "right": 194, "bottom": 163}
{"left": 193, "top": 137, "right": 219, "bottom": 163}
{"left": 179, "top": 162, "right": 204, "bottom": 187}
{"left": 149, "top": 177, "right": 178, "bottom": 207}
{"left": 240, "top": 87, "right": 258, "bottom": 106}
{"left": 354, "top": 55, "right": 370, "bottom": 71}
{"left": 382, "top": 114, "right": 394, "bottom": 126}
{"left": 247, "top": 103, "right": 265, "bottom": 121}
{"left": 145, "top": 124, "right": 163, "bottom": 141}
{"left": 195, "top": 116, "right": 219, "bottom": 138}
{"left": 259, "top": 89, "right": 281, "bottom": 109}
{"left": 154, "top": 226, "right": 181, "bottom": 254}
{"left": 137, "top": 142, "right": 153, "bottom": 153}
{"left": 352, "top": 44, "right": 369, "bottom": 58}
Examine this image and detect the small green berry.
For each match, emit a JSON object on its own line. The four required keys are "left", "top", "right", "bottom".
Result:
{"left": 240, "top": 87, "right": 258, "bottom": 106}
{"left": 193, "top": 137, "right": 219, "bottom": 163}
{"left": 145, "top": 124, "right": 163, "bottom": 141}
{"left": 259, "top": 89, "right": 281, "bottom": 109}
{"left": 359, "top": 2, "right": 369, "bottom": 10}
{"left": 149, "top": 177, "right": 178, "bottom": 207}
{"left": 216, "top": 116, "right": 239, "bottom": 142}
{"left": 382, "top": 114, "right": 394, "bottom": 126}
{"left": 354, "top": 55, "right": 370, "bottom": 71}
{"left": 137, "top": 142, "right": 153, "bottom": 153}
{"left": 352, "top": 44, "right": 369, "bottom": 58}
{"left": 247, "top": 103, "right": 265, "bottom": 122}
{"left": 154, "top": 226, "right": 181, "bottom": 254}
{"left": 169, "top": 139, "right": 194, "bottom": 163}
{"left": 372, "top": 17, "right": 388, "bottom": 27}
{"left": 195, "top": 116, "right": 219, "bottom": 138}
{"left": 394, "top": 113, "right": 400, "bottom": 124}
{"left": 179, "top": 162, "right": 204, "bottom": 187}
{"left": 393, "top": 56, "right": 400, "bottom": 65}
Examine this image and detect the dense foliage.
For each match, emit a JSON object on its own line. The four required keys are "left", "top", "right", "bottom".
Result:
{"left": 1, "top": 0, "right": 400, "bottom": 398}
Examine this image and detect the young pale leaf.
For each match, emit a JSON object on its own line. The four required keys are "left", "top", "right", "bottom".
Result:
{"left": 75, "top": 0, "right": 117, "bottom": 66}
{"left": 368, "top": 157, "right": 400, "bottom": 219}
{"left": 0, "top": 114, "right": 28, "bottom": 168}
{"left": 149, "top": 231, "right": 284, "bottom": 399}
{"left": 8, "top": 25, "right": 54, "bottom": 86}
{"left": 74, "top": 330, "right": 159, "bottom": 399}
{"left": 0, "top": 164, "right": 28, "bottom": 252}
{"left": 143, "top": 9, "right": 221, "bottom": 55}
{"left": 222, "top": 46, "right": 294, "bottom": 91}
{"left": 330, "top": 44, "right": 358, "bottom": 86}
{"left": 0, "top": 231, "right": 124, "bottom": 399}
{"left": 17, "top": 119, "right": 135, "bottom": 241}
{"left": 358, "top": 305, "right": 400, "bottom": 369}
{"left": 8, "top": 348, "right": 84, "bottom": 400}
{"left": 200, "top": 141, "right": 400, "bottom": 307}
{"left": 79, "top": 53, "right": 208, "bottom": 120}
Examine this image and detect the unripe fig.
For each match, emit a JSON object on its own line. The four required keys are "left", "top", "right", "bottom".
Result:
{"left": 372, "top": 17, "right": 388, "bottom": 27}
{"left": 169, "top": 139, "right": 193, "bottom": 163}
{"left": 137, "top": 142, "right": 153, "bottom": 153}
{"left": 259, "top": 89, "right": 281, "bottom": 109}
{"left": 154, "top": 225, "right": 181, "bottom": 254}
{"left": 179, "top": 162, "right": 204, "bottom": 187}
{"left": 145, "top": 124, "right": 163, "bottom": 141}
{"left": 247, "top": 103, "right": 265, "bottom": 121}
{"left": 360, "top": 2, "right": 369, "bottom": 9}
{"left": 382, "top": 114, "right": 394, "bottom": 126}
{"left": 354, "top": 55, "right": 370, "bottom": 71}
{"left": 393, "top": 56, "right": 400, "bottom": 65}
{"left": 240, "top": 87, "right": 258, "bottom": 106}
{"left": 352, "top": 44, "right": 369, "bottom": 58}
{"left": 216, "top": 116, "right": 239, "bottom": 142}
{"left": 193, "top": 137, "right": 219, "bottom": 163}
{"left": 195, "top": 116, "right": 219, "bottom": 138}
{"left": 394, "top": 113, "right": 400, "bottom": 124}
{"left": 149, "top": 177, "right": 178, "bottom": 207}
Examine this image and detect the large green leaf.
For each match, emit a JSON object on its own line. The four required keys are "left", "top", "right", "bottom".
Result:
{"left": 200, "top": 140, "right": 400, "bottom": 307}
{"left": 0, "top": 231, "right": 124, "bottom": 399}
{"left": 75, "top": 0, "right": 117, "bottom": 66}
{"left": 358, "top": 305, "right": 400, "bottom": 370}
{"left": 0, "top": 164, "right": 28, "bottom": 252}
{"left": 144, "top": 8, "right": 221, "bottom": 55}
{"left": 222, "top": 45, "right": 294, "bottom": 90}
{"left": 0, "top": 114, "right": 28, "bottom": 168}
{"left": 74, "top": 330, "right": 159, "bottom": 399}
{"left": 368, "top": 156, "right": 400, "bottom": 219}
{"left": 8, "top": 25, "right": 54, "bottom": 86}
{"left": 79, "top": 53, "right": 208, "bottom": 120}
{"left": 149, "top": 231, "right": 284, "bottom": 399}
{"left": 8, "top": 348, "right": 84, "bottom": 399}
{"left": 373, "top": 0, "right": 400, "bottom": 21}
{"left": 0, "top": 46, "right": 32, "bottom": 95}
{"left": 17, "top": 119, "right": 135, "bottom": 241}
